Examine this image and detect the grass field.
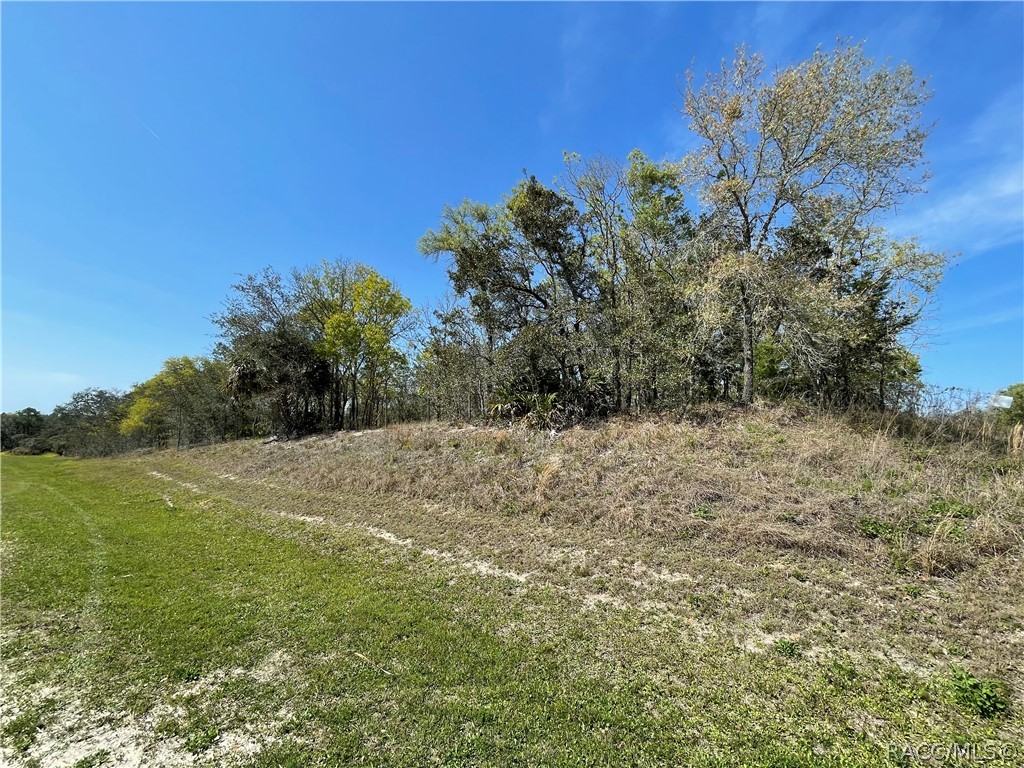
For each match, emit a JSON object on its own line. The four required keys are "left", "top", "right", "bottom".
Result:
{"left": 1, "top": 415, "right": 1021, "bottom": 766}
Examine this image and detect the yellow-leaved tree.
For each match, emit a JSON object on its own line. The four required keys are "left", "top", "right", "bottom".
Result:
{"left": 322, "top": 268, "right": 413, "bottom": 428}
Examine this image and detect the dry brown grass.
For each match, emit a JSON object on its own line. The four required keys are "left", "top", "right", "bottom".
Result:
{"left": 194, "top": 404, "right": 1021, "bottom": 577}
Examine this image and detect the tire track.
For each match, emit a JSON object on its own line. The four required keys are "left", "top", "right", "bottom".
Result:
{"left": 142, "top": 468, "right": 710, "bottom": 632}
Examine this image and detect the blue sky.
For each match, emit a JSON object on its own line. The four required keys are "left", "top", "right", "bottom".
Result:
{"left": 3, "top": 2, "right": 1022, "bottom": 412}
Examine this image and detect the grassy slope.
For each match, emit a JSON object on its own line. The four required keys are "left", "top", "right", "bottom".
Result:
{"left": 1, "top": 411, "right": 1021, "bottom": 766}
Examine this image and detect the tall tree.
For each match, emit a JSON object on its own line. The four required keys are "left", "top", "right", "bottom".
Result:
{"left": 50, "top": 389, "right": 127, "bottom": 456}
{"left": 419, "top": 178, "right": 597, "bottom": 412}
{"left": 215, "top": 261, "right": 415, "bottom": 435}
{"left": 421, "top": 154, "right": 696, "bottom": 421}
{"left": 681, "top": 41, "right": 936, "bottom": 404}
{"left": 322, "top": 269, "right": 414, "bottom": 428}
{"left": 294, "top": 260, "right": 359, "bottom": 428}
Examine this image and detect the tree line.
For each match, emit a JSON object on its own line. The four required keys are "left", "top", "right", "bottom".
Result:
{"left": 4, "top": 42, "right": 1017, "bottom": 456}
{"left": 2, "top": 262, "right": 420, "bottom": 456}
{"left": 418, "top": 42, "right": 942, "bottom": 424}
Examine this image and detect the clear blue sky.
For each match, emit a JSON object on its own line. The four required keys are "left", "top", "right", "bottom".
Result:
{"left": 3, "top": 2, "right": 1022, "bottom": 412}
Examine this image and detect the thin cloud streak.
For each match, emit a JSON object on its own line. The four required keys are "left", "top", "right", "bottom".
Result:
{"left": 942, "top": 307, "right": 1023, "bottom": 334}
{"left": 888, "top": 161, "right": 1024, "bottom": 257}
{"left": 6, "top": 371, "right": 88, "bottom": 386}
{"left": 940, "top": 279, "right": 1024, "bottom": 314}
{"left": 886, "top": 85, "right": 1024, "bottom": 259}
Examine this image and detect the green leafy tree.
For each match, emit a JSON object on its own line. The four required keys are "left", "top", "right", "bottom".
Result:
{"left": 50, "top": 389, "right": 127, "bottom": 456}
{"left": 420, "top": 177, "right": 596, "bottom": 415}
{"left": 1, "top": 408, "right": 48, "bottom": 452}
{"left": 681, "top": 41, "right": 939, "bottom": 404}
{"left": 215, "top": 261, "right": 414, "bottom": 434}
{"left": 751, "top": 222, "right": 938, "bottom": 408}
{"left": 421, "top": 154, "right": 696, "bottom": 421}
{"left": 322, "top": 268, "right": 414, "bottom": 428}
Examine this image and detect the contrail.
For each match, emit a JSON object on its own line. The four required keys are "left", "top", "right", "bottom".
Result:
{"left": 141, "top": 120, "right": 160, "bottom": 140}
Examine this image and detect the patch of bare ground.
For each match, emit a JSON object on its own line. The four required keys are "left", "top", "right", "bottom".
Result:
{"left": 136, "top": 405, "right": 1023, "bottom": 701}
{"left": 0, "top": 645, "right": 296, "bottom": 768}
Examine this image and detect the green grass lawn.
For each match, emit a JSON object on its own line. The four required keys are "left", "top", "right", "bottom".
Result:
{"left": 1, "top": 454, "right": 1018, "bottom": 766}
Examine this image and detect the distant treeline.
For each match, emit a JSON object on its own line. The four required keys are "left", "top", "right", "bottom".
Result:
{"left": 4, "top": 43, "right": 1022, "bottom": 456}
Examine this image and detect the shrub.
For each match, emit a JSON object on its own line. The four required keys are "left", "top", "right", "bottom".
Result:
{"left": 9, "top": 436, "right": 52, "bottom": 455}
{"left": 857, "top": 517, "right": 896, "bottom": 541}
{"left": 947, "top": 667, "right": 1012, "bottom": 719}
{"left": 774, "top": 638, "right": 801, "bottom": 658}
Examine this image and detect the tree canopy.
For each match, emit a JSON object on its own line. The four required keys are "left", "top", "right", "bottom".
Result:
{"left": 679, "top": 40, "right": 942, "bottom": 405}
{"left": 416, "top": 44, "right": 943, "bottom": 421}
{"left": 213, "top": 260, "right": 416, "bottom": 436}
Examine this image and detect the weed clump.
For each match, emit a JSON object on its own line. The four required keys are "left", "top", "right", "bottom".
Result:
{"left": 947, "top": 667, "right": 1012, "bottom": 719}
{"left": 857, "top": 517, "right": 896, "bottom": 541}
{"left": 774, "top": 638, "right": 801, "bottom": 658}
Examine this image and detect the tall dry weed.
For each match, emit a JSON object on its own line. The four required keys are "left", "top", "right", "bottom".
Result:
{"left": 193, "top": 405, "right": 1021, "bottom": 576}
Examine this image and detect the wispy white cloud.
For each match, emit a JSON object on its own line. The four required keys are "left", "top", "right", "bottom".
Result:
{"left": 713, "top": 2, "right": 832, "bottom": 69}
{"left": 941, "top": 279, "right": 1024, "bottom": 314}
{"left": 886, "top": 85, "right": 1024, "bottom": 258}
{"left": 659, "top": 108, "right": 701, "bottom": 160}
{"left": 541, "top": 4, "right": 676, "bottom": 135}
{"left": 965, "top": 87, "right": 1024, "bottom": 147}
{"left": 942, "top": 306, "right": 1024, "bottom": 334}
{"left": 559, "top": 12, "right": 592, "bottom": 106}
{"left": 5, "top": 370, "right": 87, "bottom": 386}
{"left": 888, "top": 160, "right": 1024, "bottom": 255}
{"left": 539, "top": 9, "right": 599, "bottom": 133}
{"left": 855, "top": 4, "right": 944, "bottom": 65}
{"left": 140, "top": 120, "right": 161, "bottom": 140}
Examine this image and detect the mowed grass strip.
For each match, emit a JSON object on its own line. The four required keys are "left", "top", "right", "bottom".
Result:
{"left": 0, "top": 455, "right": 1016, "bottom": 767}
